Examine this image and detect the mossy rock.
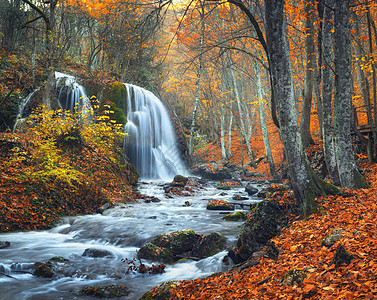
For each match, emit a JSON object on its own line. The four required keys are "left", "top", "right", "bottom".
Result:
{"left": 151, "top": 229, "right": 201, "bottom": 256}
{"left": 81, "top": 284, "right": 130, "bottom": 298}
{"left": 257, "top": 184, "right": 288, "bottom": 199}
{"left": 223, "top": 211, "right": 247, "bottom": 221}
{"left": 49, "top": 256, "right": 68, "bottom": 262}
{"left": 191, "top": 232, "right": 226, "bottom": 258}
{"left": 170, "top": 175, "right": 188, "bottom": 187}
{"left": 33, "top": 262, "right": 54, "bottom": 278}
{"left": 101, "top": 82, "right": 128, "bottom": 125}
{"left": 137, "top": 243, "right": 174, "bottom": 264}
{"left": 207, "top": 200, "right": 234, "bottom": 211}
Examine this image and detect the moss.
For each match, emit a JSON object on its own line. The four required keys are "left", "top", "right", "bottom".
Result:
{"left": 137, "top": 243, "right": 174, "bottom": 264}
{"left": 34, "top": 262, "right": 54, "bottom": 278}
{"left": 223, "top": 211, "right": 247, "bottom": 221}
{"left": 81, "top": 285, "right": 130, "bottom": 298}
{"left": 49, "top": 256, "right": 68, "bottom": 262}
{"left": 102, "top": 82, "right": 128, "bottom": 125}
{"left": 151, "top": 229, "right": 200, "bottom": 255}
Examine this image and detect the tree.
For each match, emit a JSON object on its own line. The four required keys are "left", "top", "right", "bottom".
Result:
{"left": 264, "top": 0, "right": 340, "bottom": 216}
{"left": 333, "top": 0, "right": 369, "bottom": 188}
{"left": 321, "top": 0, "right": 341, "bottom": 186}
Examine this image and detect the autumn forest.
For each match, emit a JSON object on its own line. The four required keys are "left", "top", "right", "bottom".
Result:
{"left": 1, "top": 0, "right": 377, "bottom": 299}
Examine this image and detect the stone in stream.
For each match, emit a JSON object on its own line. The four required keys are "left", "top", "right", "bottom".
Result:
{"left": 0, "top": 241, "right": 10, "bottom": 249}
{"left": 206, "top": 199, "right": 235, "bottom": 211}
{"left": 82, "top": 248, "right": 115, "bottom": 258}
{"left": 137, "top": 230, "right": 227, "bottom": 263}
{"left": 245, "top": 181, "right": 258, "bottom": 195}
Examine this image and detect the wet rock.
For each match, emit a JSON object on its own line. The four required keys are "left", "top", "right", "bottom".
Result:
{"left": 191, "top": 232, "right": 226, "bottom": 259}
{"left": 191, "top": 163, "right": 232, "bottom": 180}
{"left": 137, "top": 243, "right": 174, "bottom": 264}
{"left": 170, "top": 175, "right": 188, "bottom": 187}
{"left": 231, "top": 199, "right": 295, "bottom": 263}
{"left": 144, "top": 196, "right": 161, "bottom": 203}
{"left": 96, "top": 202, "right": 113, "bottom": 214}
{"left": 257, "top": 184, "right": 288, "bottom": 198}
{"left": 233, "top": 194, "right": 248, "bottom": 201}
{"left": 138, "top": 230, "right": 226, "bottom": 264}
{"left": 322, "top": 228, "right": 344, "bottom": 247}
{"left": 0, "top": 241, "right": 10, "bottom": 249}
{"left": 82, "top": 248, "right": 114, "bottom": 258}
{"left": 216, "top": 180, "right": 241, "bottom": 190}
{"left": 151, "top": 230, "right": 201, "bottom": 256}
{"left": 207, "top": 199, "right": 234, "bottom": 211}
{"left": 223, "top": 211, "right": 247, "bottom": 221}
{"left": 34, "top": 262, "right": 54, "bottom": 278}
{"left": 245, "top": 182, "right": 258, "bottom": 196}
{"left": 81, "top": 284, "right": 131, "bottom": 298}
{"left": 219, "top": 192, "right": 228, "bottom": 196}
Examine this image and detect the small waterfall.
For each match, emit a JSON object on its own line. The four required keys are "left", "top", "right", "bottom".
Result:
{"left": 124, "top": 84, "right": 187, "bottom": 180}
{"left": 55, "top": 72, "right": 92, "bottom": 114}
{"left": 13, "top": 87, "right": 40, "bottom": 132}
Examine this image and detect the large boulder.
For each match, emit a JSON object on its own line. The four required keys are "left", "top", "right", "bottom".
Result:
{"left": 137, "top": 243, "right": 174, "bottom": 264}
{"left": 206, "top": 200, "right": 234, "bottom": 211}
{"left": 82, "top": 248, "right": 114, "bottom": 258}
{"left": 138, "top": 230, "right": 227, "bottom": 264}
{"left": 191, "top": 233, "right": 226, "bottom": 258}
{"left": 151, "top": 230, "right": 201, "bottom": 255}
{"left": 230, "top": 199, "right": 294, "bottom": 263}
{"left": 245, "top": 182, "right": 258, "bottom": 195}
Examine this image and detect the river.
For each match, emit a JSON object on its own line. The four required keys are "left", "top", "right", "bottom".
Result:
{"left": 0, "top": 180, "right": 263, "bottom": 299}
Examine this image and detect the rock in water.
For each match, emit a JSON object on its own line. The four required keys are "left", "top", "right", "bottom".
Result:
{"left": 245, "top": 182, "right": 258, "bottom": 195}
{"left": 82, "top": 248, "right": 114, "bottom": 258}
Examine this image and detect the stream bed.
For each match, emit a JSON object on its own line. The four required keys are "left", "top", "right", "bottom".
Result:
{"left": 0, "top": 180, "right": 264, "bottom": 299}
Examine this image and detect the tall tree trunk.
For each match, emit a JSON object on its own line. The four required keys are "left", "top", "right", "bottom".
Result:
{"left": 321, "top": 0, "right": 341, "bottom": 186}
{"left": 228, "top": 109, "right": 233, "bottom": 157}
{"left": 220, "top": 105, "right": 227, "bottom": 160}
{"left": 301, "top": 0, "right": 316, "bottom": 148}
{"left": 229, "top": 66, "right": 257, "bottom": 167}
{"left": 265, "top": 0, "right": 339, "bottom": 217}
{"left": 333, "top": 0, "right": 369, "bottom": 188}
{"left": 189, "top": 1, "right": 205, "bottom": 155}
{"left": 255, "top": 63, "right": 276, "bottom": 178}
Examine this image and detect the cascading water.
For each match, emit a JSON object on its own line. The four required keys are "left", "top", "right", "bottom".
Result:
{"left": 13, "top": 87, "right": 40, "bottom": 132}
{"left": 55, "top": 72, "right": 92, "bottom": 114}
{"left": 123, "top": 84, "right": 187, "bottom": 180}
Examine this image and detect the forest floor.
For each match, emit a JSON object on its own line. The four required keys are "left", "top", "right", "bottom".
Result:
{"left": 154, "top": 144, "right": 377, "bottom": 299}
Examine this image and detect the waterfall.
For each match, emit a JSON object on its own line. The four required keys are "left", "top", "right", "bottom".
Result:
{"left": 124, "top": 84, "right": 187, "bottom": 180}
{"left": 55, "top": 72, "right": 92, "bottom": 114}
{"left": 13, "top": 87, "right": 40, "bottom": 132}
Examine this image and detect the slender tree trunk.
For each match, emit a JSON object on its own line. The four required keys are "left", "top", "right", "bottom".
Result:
{"left": 255, "top": 63, "right": 276, "bottom": 178}
{"left": 228, "top": 109, "right": 233, "bottom": 157}
{"left": 333, "top": 0, "right": 369, "bottom": 188}
{"left": 321, "top": 0, "right": 341, "bottom": 186}
{"left": 230, "top": 66, "right": 257, "bottom": 167}
{"left": 366, "top": 3, "right": 377, "bottom": 156}
{"left": 189, "top": 1, "right": 205, "bottom": 155}
{"left": 265, "top": 0, "right": 339, "bottom": 216}
{"left": 220, "top": 105, "right": 227, "bottom": 160}
{"left": 301, "top": 0, "right": 316, "bottom": 148}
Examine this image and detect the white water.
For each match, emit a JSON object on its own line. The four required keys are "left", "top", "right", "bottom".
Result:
{"left": 0, "top": 181, "right": 263, "bottom": 300}
{"left": 13, "top": 88, "right": 40, "bottom": 133}
{"left": 55, "top": 72, "right": 92, "bottom": 115}
{"left": 124, "top": 84, "right": 187, "bottom": 180}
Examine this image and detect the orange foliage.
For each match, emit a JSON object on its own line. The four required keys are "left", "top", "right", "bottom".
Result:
{"left": 165, "top": 162, "right": 377, "bottom": 299}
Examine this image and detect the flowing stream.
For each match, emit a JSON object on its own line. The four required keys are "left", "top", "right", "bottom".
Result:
{"left": 0, "top": 181, "right": 264, "bottom": 299}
